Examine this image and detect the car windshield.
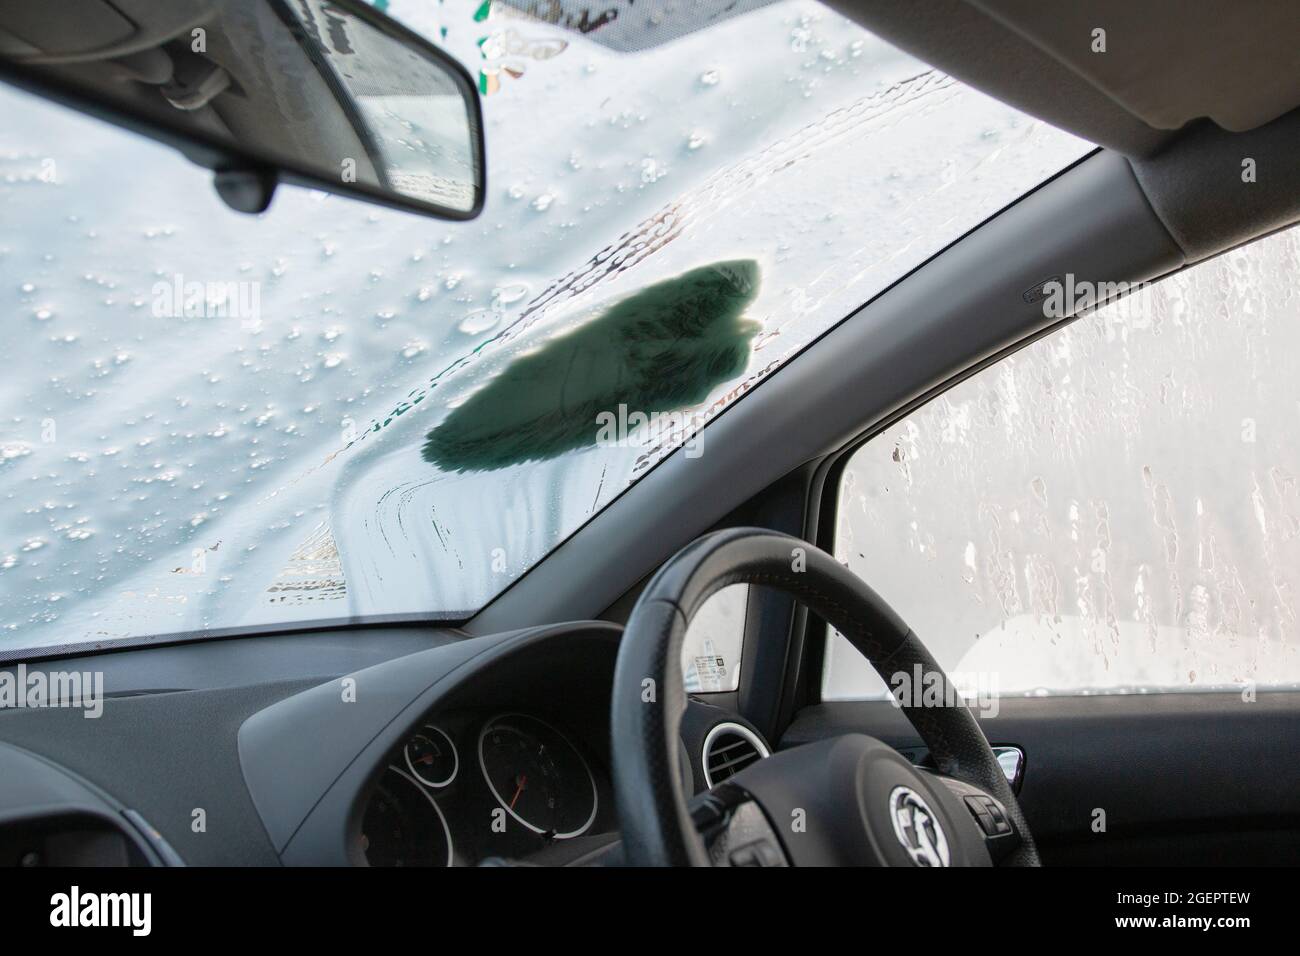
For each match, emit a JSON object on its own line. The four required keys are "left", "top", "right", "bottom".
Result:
{"left": 0, "top": 0, "right": 1090, "bottom": 656}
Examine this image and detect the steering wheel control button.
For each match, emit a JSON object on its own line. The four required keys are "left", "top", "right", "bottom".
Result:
{"left": 964, "top": 795, "right": 1013, "bottom": 836}
{"left": 964, "top": 797, "right": 997, "bottom": 835}
{"left": 888, "top": 785, "right": 951, "bottom": 867}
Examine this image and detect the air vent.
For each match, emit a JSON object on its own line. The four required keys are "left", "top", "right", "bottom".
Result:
{"left": 702, "top": 722, "right": 770, "bottom": 788}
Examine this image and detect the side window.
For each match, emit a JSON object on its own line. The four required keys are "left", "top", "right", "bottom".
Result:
{"left": 825, "top": 228, "right": 1300, "bottom": 700}
{"left": 682, "top": 584, "right": 748, "bottom": 693}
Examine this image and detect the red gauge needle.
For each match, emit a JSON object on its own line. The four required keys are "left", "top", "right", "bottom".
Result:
{"left": 509, "top": 774, "right": 528, "bottom": 809}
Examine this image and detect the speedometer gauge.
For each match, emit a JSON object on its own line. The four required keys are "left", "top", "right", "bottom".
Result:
{"left": 477, "top": 714, "right": 597, "bottom": 839}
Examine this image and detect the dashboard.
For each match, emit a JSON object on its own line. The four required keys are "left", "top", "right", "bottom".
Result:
{"left": 0, "top": 619, "right": 766, "bottom": 867}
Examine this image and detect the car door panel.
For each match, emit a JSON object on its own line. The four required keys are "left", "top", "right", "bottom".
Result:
{"left": 781, "top": 692, "right": 1300, "bottom": 865}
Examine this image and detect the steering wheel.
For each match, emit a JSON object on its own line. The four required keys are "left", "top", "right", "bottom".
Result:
{"left": 611, "top": 528, "right": 1040, "bottom": 867}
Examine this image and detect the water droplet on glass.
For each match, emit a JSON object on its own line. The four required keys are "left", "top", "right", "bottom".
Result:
{"left": 458, "top": 308, "right": 501, "bottom": 335}
{"left": 1, "top": 442, "right": 32, "bottom": 461}
{"left": 640, "top": 158, "right": 663, "bottom": 184}
{"left": 492, "top": 282, "right": 528, "bottom": 306}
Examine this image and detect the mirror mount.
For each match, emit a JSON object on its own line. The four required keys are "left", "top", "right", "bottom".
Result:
{"left": 213, "top": 165, "right": 278, "bottom": 215}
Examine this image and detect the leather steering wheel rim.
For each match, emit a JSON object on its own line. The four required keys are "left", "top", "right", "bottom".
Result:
{"left": 611, "top": 527, "right": 1040, "bottom": 867}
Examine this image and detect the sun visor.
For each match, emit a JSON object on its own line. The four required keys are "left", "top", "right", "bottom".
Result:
{"left": 824, "top": 0, "right": 1300, "bottom": 156}
{"left": 971, "top": 0, "right": 1300, "bottom": 133}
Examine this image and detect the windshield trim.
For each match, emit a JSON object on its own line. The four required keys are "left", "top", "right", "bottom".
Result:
{"left": 0, "top": 610, "right": 468, "bottom": 666}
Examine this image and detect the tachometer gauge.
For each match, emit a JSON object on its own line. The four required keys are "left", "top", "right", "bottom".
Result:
{"left": 360, "top": 766, "right": 453, "bottom": 867}
{"left": 404, "top": 724, "right": 458, "bottom": 788}
{"left": 477, "top": 714, "right": 597, "bottom": 839}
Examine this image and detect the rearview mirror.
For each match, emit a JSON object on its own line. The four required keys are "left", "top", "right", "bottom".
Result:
{"left": 0, "top": 0, "right": 485, "bottom": 219}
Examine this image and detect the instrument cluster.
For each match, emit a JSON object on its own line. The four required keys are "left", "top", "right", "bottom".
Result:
{"left": 358, "top": 711, "right": 611, "bottom": 866}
